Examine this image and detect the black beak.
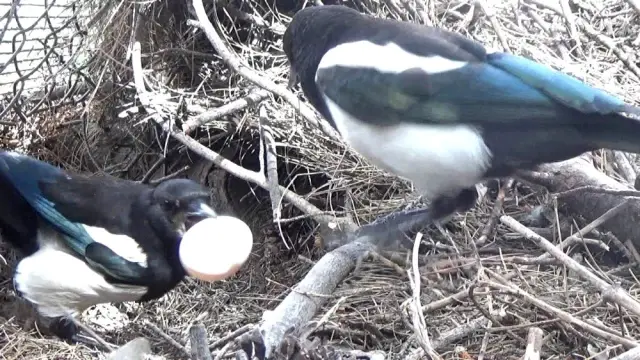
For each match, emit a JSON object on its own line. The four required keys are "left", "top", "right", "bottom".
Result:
{"left": 287, "top": 67, "right": 298, "bottom": 89}
{"left": 186, "top": 201, "right": 217, "bottom": 219}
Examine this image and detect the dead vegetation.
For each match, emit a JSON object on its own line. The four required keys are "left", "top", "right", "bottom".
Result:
{"left": 3, "top": 0, "right": 640, "bottom": 359}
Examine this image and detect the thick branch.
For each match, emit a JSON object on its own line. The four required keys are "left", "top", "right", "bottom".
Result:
{"left": 518, "top": 156, "right": 640, "bottom": 248}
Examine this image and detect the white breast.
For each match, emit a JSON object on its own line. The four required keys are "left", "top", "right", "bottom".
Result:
{"left": 13, "top": 225, "right": 148, "bottom": 319}
{"left": 316, "top": 40, "right": 493, "bottom": 199}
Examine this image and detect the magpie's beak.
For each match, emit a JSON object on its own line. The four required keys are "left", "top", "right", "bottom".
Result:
{"left": 186, "top": 201, "right": 217, "bottom": 219}
{"left": 184, "top": 201, "right": 217, "bottom": 230}
{"left": 287, "top": 67, "right": 298, "bottom": 89}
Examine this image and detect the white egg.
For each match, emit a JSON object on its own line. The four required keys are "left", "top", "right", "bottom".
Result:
{"left": 179, "top": 216, "right": 253, "bottom": 282}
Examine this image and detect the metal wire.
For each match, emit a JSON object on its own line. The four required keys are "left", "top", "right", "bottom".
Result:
{"left": 0, "top": 0, "right": 101, "bottom": 128}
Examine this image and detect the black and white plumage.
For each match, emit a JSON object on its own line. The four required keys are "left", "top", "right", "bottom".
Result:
{"left": 0, "top": 150, "right": 217, "bottom": 342}
{"left": 283, "top": 5, "right": 640, "bottom": 228}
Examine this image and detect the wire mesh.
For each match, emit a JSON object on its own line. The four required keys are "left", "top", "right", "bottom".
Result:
{"left": 0, "top": 0, "right": 105, "bottom": 131}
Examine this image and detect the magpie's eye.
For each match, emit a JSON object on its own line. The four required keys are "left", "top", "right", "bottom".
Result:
{"left": 162, "top": 200, "right": 176, "bottom": 211}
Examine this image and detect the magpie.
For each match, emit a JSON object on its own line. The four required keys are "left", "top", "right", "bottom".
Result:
{"left": 0, "top": 150, "right": 218, "bottom": 342}
{"left": 283, "top": 5, "right": 640, "bottom": 234}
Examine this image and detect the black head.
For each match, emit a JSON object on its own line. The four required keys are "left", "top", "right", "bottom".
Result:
{"left": 283, "top": 5, "right": 366, "bottom": 89}
{"left": 150, "top": 178, "right": 217, "bottom": 235}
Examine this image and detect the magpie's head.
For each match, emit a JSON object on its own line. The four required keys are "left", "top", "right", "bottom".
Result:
{"left": 283, "top": 5, "right": 363, "bottom": 89}
{"left": 151, "top": 179, "right": 217, "bottom": 235}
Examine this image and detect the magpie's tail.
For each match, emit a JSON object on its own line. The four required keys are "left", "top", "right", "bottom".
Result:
{"left": 589, "top": 106, "right": 640, "bottom": 155}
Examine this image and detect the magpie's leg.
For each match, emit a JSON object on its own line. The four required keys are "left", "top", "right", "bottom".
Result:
{"left": 355, "top": 187, "right": 479, "bottom": 246}
{"left": 36, "top": 315, "right": 80, "bottom": 342}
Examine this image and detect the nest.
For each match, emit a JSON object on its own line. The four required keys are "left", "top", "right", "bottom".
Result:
{"left": 2, "top": 0, "right": 640, "bottom": 359}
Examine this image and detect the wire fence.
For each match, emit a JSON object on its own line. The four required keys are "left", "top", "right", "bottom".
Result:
{"left": 0, "top": 0, "right": 105, "bottom": 127}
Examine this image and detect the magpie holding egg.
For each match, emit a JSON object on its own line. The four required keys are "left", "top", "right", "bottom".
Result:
{"left": 0, "top": 150, "right": 218, "bottom": 343}
{"left": 283, "top": 5, "right": 640, "bottom": 236}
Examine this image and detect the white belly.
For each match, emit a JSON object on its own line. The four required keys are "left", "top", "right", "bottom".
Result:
{"left": 13, "top": 225, "right": 148, "bottom": 319}
{"left": 323, "top": 96, "right": 492, "bottom": 199}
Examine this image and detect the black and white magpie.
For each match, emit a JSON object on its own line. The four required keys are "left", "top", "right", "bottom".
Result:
{"left": 283, "top": 5, "right": 640, "bottom": 233}
{"left": 0, "top": 150, "right": 218, "bottom": 342}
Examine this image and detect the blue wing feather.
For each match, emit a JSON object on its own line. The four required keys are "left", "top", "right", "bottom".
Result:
{"left": 0, "top": 151, "right": 95, "bottom": 256}
{"left": 484, "top": 52, "right": 629, "bottom": 115}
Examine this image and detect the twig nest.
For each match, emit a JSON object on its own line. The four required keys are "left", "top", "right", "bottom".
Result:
{"left": 179, "top": 216, "right": 253, "bottom": 282}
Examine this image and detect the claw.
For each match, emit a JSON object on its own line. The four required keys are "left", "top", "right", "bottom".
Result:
{"left": 239, "top": 329, "right": 266, "bottom": 360}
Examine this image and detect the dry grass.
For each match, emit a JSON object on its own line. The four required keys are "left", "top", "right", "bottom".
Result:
{"left": 2, "top": 0, "right": 640, "bottom": 359}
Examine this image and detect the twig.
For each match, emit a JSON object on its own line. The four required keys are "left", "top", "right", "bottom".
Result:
{"left": 535, "top": 199, "right": 629, "bottom": 262}
{"left": 526, "top": 0, "right": 640, "bottom": 80}
{"left": 421, "top": 272, "right": 518, "bottom": 313}
{"left": 259, "top": 106, "right": 283, "bottom": 223}
{"left": 501, "top": 215, "right": 640, "bottom": 319}
{"left": 480, "top": 280, "right": 638, "bottom": 348}
{"left": 432, "top": 316, "right": 497, "bottom": 350}
{"left": 624, "top": 239, "right": 640, "bottom": 263}
{"left": 189, "top": 0, "right": 341, "bottom": 140}
{"left": 209, "top": 324, "right": 253, "bottom": 350}
{"left": 144, "top": 320, "right": 191, "bottom": 357}
{"left": 182, "top": 90, "right": 270, "bottom": 134}
{"left": 477, "top": 0, "right": 510, "bottom": 51}
{"left": 149, "top": 165, "right": 190, "bottom": 185}
{"left": 554, "top": 186, "right": 640, "bottom": 199}
{"left": 139, "top": 156, "right": 168, "bottom": 184}
{"left": 213, "top": 341, "right": 234, "bottom": 360}
{"left": 189, "top": 323, "right": 213, "bottom": 360}
{"left": 477, "top": 319, "right": 492, "bottom": 360}
{"left": 625, "top": 0, "right": 640, "bottom": 15}
{"left": 69, "top": 317, "right": 115, "bottom": 351}
{"left": 612, "top": 151, "right": 637, "bottom": 184}
{"left": 410, "top": 316, "right": 502, "bottom": 359}
{"left": 477, "top": 179, "right": 512, "bottom": 246}
{"left": 406, "top": 232, "right": 441, "bottom": 360}
{"left": 522, "top": 327, "right": 544, "bottom": 360}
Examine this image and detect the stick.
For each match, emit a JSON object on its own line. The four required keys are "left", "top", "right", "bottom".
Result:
{"left": 106, "top": 337, "right": 153, "bottom": 360}
{"left": 189, "top": 323, "right": 213, "bottom": 360}
{"left": 182, "top": 90, "right": 270, "bottom": 134}
{"left": 480, "top": 280, "right": 638, "bottom": 348}
{"left": 406, "top": 232, "right": 441, "bottom": 359}
{"left": 522, "top": 327, "right": 543, "bottom": 360}
{"left": 501, "top": 215, "right": 640, "bottom": 320}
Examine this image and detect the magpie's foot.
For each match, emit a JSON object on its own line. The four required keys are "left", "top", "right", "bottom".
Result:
{"left": 239, "top": 329, "right": 266, "bottom": 360}
{"left": 49, "top": 316, "right": 80, "bottom": 343}
{"left": 430, "top": 187, "right": 478, "bottom": 220}
{"left": 34, "top": 315, "right": 80, "bottom": 343}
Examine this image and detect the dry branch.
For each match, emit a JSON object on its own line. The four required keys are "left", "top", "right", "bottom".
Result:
{"left": 479, "top": 280, "right": 639, "bottom": 348}
{"left": 611, "top": 346, "right": 640, "bottom": 360}
{"left": 182, "top": 89, "right": 271, "bottom": 134}
{"left": 518, "top": 156, "right": 640, "bottom": 248}
{"left": 522, "top": 327, "right": 543, "bottom": 360}
{"left": 106, "top": 337, "right": 153, "bottom": 360}
{"left": 189, "top": 323, "right": 212, "bottom": 360}
{"left": 501, "top": 215, "right": 640, "bottom": 319}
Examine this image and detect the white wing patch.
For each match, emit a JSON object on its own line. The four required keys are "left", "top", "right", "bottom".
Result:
{"left": 81, "top": 225, "right": 148, "bottom": 267}
{"left": 4, "top": 150, "right": 26, "bottom": 160}
{"left": 316, "top": 40, "right": 468, "bottom": 75}
{"left": 14, "top": 226, "right": 147, "bottom": 319}
{"left": 315, "top": 40, "right": 493, "bottom": 199}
